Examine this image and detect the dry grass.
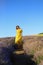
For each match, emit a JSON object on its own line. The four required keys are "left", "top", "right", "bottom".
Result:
{"left": 0, "top": 36, "right": 43, "bottom": 65}
{"left": 39, "top": 60, "right": 43, "bottom": 65}
{"left": 13, "top": 50, "right": 24, "bottom": 54}
{"left": 34, "top": 49, "right": 43, "bottom": 64}
{"left": 23, "top": 36, "right": 43, "bottom": 65}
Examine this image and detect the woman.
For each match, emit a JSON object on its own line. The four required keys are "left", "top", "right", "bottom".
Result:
{"left": 15, "top": 25, "right": 23, "bottom": 49}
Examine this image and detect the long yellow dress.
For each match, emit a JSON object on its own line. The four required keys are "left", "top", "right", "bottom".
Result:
{"left": 15, "top": 29, "right": 22, "bottom": 44}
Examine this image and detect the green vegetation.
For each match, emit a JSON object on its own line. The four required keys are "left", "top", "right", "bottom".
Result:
{"left": 38, "top": 33, "right": 43, "bottom": 36}
{"left": 30, "top": 50, "right": 35, "bottom": 55}
{"left": 39, "top": 33, "right": 43, "bottom": 34}
{"left": 36, "top": 56, "right": 43, "bottom": 64}
{"left": 36, "top": 33, "right": 43, "bottom": 36}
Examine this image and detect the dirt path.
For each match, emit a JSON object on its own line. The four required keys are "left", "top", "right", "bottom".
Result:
{"left": 10, "top": 50, "right": 37, "bottom": 65}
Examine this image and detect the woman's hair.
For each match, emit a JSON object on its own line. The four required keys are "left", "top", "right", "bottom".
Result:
{"left": 16, "top": 25, "right": 20, "bottom": 29}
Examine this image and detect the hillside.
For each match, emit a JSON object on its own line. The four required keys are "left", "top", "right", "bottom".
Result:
{"left": 0, "top": 36, "right": 43, "bottom": 65}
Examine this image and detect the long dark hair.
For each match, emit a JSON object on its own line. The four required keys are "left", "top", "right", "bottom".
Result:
{"left": 16, "top": 25, "right": 20, "bottom": 29}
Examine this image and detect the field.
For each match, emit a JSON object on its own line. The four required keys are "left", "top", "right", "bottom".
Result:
{"left": 0, "top": 35, "right": 43, "bottom": 65}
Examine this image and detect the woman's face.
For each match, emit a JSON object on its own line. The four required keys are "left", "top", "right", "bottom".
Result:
{"left": 16, "top": 26, "right": 19, "bottom": 30}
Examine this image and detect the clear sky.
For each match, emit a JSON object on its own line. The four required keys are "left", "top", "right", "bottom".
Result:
{"left": 0, "top": 0, "right": 43, "bottom": 37}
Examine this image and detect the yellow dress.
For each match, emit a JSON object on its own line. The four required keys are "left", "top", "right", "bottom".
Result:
{"left": 15, "top": 29, "right": 22, "bottom": 44}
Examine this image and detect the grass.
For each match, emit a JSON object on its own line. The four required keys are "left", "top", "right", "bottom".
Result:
{"left": 36, "top": 33, "right": 43, "bottom": 36}
{"left": 29, "top": 50, "right": 35, "bottom": 55}
{"left": 36, "top": 56, "right": 43, "bottom": 64}
{"left": 29, "top": 33, "right": 43, "bottom": 36}
{"left": 37, "top": 34, "right": 43, "bottom": 36}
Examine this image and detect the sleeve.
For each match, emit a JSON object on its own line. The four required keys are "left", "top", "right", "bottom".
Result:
{"left": 20, "top": 29, "right": 23, "bottom": 33}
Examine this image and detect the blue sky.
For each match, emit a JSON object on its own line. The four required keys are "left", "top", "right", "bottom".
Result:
{"left": 0, "top": 0, "right": 43, "bottom": 37}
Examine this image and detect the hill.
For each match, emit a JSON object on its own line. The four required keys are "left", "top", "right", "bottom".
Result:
{"left": 0, "top": 36, "right": 43, "bottom": 65}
